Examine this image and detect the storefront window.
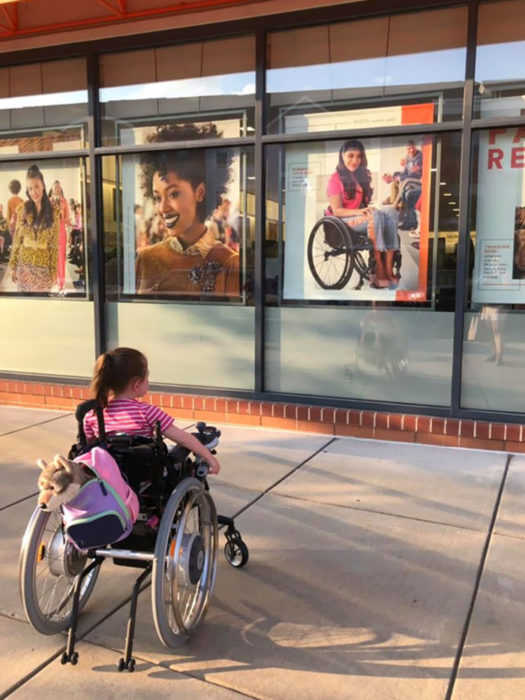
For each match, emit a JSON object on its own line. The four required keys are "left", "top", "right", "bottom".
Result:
{"left": 475, "top": 0, "right": 525, "bottom": 119}
{"left": 266, "top": 6, "right": 467, "bottom": 134}
{"left": 265, "top": 131, "right": 461, "bottom": 404}
{"left": 99, "top": 36, "right": 255, "bottom": 146}
{"left": 462, "top": 128, "right": 525, "bottom": 412}
{"left": 0, "top": 155, "right": 93, "bottom": 377}
{"left": 103, "top": 142, "right": 256, "bottom": 389}
{"left": 0, "top": 59, "right": 87, "bottom": 153}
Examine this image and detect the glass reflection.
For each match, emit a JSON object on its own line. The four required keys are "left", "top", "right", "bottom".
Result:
{"left": 474, "top": 0, "right": 525, "bottom": 118}
{"left": 100, "top": 74, "right": 255, "bottom": 104}
{"left": 0, "top": 59, "right": 88, "bottom": 153}
{"left": 462, "top": 130, "right": 525, "bottom": 412}
{"left": 99, "top": 37, "right": 255, "bottom": 145}
{"left": 268, "top": 48, "right": 466, "bottom": 94}
{"left": 267, "top": 7, "right": 467, "bottom": 132}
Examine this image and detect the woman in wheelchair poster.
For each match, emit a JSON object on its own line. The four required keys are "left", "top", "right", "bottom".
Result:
{"left": 282, "top": 132, "right": 432, "bottom": 302}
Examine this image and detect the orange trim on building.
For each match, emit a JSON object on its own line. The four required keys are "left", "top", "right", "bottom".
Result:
{"left": 0, "top": 0, "right": 265, "bottom": 39}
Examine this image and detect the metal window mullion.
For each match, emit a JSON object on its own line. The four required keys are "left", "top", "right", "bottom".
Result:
{"left": 87, "top": 52, "right": 106, "bottom": 357}
{"left": 260, "top": 120, "right": 464, "bottom": 146}
{"left": 471, "top": 116, "right": 525, "bottom": 131}
{"left": 0, "top": 150, "right": 89, "bottom": 163}
{"left": 450, "top": 0, "right": 479, "bottom": 417}
{"left": 94, "top": 136, "right": 255, "bottom": 156}
{"left": 254, "top": 28, "right": 266, "bottom": 394}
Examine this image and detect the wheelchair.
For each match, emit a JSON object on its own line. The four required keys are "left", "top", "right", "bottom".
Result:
{"left": 352, "top": 311, "right": 409, "bottom": 379}
{"left": 307, "top": 215, "right": 402, "bottom": 291}
{"left": 19, "top": 399, "right": 249, "bottom": 672}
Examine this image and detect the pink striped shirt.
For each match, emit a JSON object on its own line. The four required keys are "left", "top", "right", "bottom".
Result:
{"left": 83, "top": 398, "right": 173, "bottom": 440}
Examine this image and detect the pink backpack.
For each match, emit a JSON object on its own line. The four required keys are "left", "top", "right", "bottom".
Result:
{"left": 62, "top": 447, "right": 139, "bottom": 550}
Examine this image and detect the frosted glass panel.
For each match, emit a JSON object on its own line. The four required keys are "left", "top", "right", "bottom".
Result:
{"left": 107, "top": 302, "right": 255, "bottom": 390}
{"left": 266, "top": 307, "right": 454, "bottom": 405}
{"left": 462, "top": 310, "right": 525, "bottom": 412}
{"left": 0, "top": 298, "right": 94, "bottom": 377}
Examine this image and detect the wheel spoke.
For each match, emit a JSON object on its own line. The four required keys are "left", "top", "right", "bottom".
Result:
{"left": 20, "top": 508, "right": 99, "bottom": 634}
{"left": 152, "top": 478, "right": 218, "bottom": 646}
{"left": 307, "top": 218, "right": 357, "bottom": 290}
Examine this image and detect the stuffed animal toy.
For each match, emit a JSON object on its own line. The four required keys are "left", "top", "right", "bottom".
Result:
{"left": 37, "top": 455, "right": 92, "bottom": 511}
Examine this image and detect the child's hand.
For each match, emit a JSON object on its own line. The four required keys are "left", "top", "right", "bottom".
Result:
{"left": 206, "top": 455, "right": 221, "bottom": 475}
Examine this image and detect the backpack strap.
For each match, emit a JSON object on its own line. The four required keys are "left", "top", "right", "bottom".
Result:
{"left": 74, "top": 399, "right": 98, "bottom": 447}
{"left": 96, "top": 404, "right": 106, "bottom": 443}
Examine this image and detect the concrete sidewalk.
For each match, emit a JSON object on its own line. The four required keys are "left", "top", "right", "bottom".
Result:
{"left": 0, "top": 405, "right": 524, "bottom": 700}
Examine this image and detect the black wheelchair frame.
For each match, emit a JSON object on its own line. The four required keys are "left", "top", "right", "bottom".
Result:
{"left": 19, "top": 399, "right": 248, "bottom": 672}
{"left": 307, "top": 216, "right": 402, "bottom": 291}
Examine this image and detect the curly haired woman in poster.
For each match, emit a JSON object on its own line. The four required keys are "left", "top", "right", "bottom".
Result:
{"left": 136, "top": 124, "right": 240, "bottom": 297}
{"left": 8, "top": 164, "right": 60, "bottom": 293}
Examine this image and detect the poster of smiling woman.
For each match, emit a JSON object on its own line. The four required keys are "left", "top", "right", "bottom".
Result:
{"left": 120, "top": 123, "right": 242, "bottom": 299}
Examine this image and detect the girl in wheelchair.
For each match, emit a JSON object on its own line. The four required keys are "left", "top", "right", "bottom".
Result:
{"left": 327, "top": 139, "right": 400, "bottom": 288}
{"left": 84, "top": 346, "right": 220, "bottom": 475}
{"left": 20, "top": 347, "right": 247, "bottom": 671}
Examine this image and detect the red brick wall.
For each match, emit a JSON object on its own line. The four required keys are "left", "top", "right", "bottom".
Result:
{"left": 1, "top": 379, "right": 523, "bottom": 453}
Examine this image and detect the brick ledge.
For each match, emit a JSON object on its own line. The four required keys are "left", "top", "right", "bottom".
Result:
{"left": 0, "top": 380, "right": 523, "bottom": 453}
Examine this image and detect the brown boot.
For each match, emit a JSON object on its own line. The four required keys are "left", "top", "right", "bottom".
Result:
{"left": 373, "top": 251, "right": 391, "bottom": 288}
{"left": 385, "top": 250, "right": 399, "bottom": 284}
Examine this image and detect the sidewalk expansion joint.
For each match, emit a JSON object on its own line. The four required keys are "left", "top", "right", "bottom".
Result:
{"left": 0, "top": 492, "right": 38, "bottom": 513}
{"left": 0, "top": 413, "right": 71, "bottom": 439}
{"left": 0, "top": 583, "right": 151, "bottom": 699}
{"left": 445, "top": 452, "right": 513, "bottom": 700}
{"left": 231, "top": 437, "right": 338, "bottom": 520}
{"left": 268, "top": 491, "right": 490, "bottom": 534}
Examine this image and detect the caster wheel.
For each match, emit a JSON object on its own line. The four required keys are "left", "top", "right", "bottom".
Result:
{"left": 117, "top": 658, "right": 125, "bottom": 672}
{"left": 70, "top": 652, "right": 79, "bottom": 665}
{"left": 128, "top": 658, "right": 136, "bottom": 673}
{"left": 224, "top": 537, "right": 249, "bottom": 568}
{"left": 60, "top": 652, "right": 68, "bottom": 665}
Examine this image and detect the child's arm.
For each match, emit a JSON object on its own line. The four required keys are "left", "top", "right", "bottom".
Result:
{"left": 163, "top": 424, "right": 221, "bottom": 475}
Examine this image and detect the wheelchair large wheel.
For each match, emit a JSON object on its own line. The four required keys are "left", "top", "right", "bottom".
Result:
{"left": 152, "top": 477, "right": 218, "bottom": 647}
{"left": 19, "top": 508, "right": 100, "bottom": 635}
{"left": 307, "top": 217, "right": 354, "bottom": 290}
